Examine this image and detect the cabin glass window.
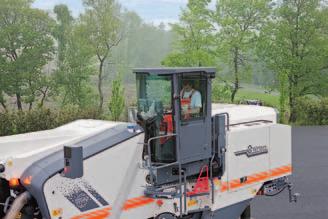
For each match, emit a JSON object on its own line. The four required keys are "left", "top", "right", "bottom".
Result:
{"left": 137, "top": 74, "right": 172, "bottom": 118}
{"left": 180, "top": 74, "right": 207, "bottom": 122}
{"left": 137, "top": 74, "right": 176, "bottom": 163}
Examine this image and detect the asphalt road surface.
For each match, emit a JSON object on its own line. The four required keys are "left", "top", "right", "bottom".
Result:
{"left": 252, "top": 126, "right": 328, "bottom": 219}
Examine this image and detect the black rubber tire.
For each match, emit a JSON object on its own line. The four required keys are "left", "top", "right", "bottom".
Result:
{"left": 240, "top": 205, "right": 251, "bottom": 219}
{"left": 155, "top": 213, "right": 177, "bottom": 219}
{"left": 0, "top": 179, "right": 10, "bottom": 217}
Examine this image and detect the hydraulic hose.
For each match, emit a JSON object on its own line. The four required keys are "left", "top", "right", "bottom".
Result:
{"left": 3, "top": 191, "right": 31, "bottom": 219}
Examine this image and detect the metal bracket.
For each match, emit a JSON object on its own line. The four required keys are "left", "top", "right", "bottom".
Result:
{"left": 288, "top": 183, "right": 300, "bottom": 203}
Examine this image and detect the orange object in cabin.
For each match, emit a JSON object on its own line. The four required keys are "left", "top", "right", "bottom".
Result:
{"left": 160, "top": 114, "right": 173, "bottom": 144}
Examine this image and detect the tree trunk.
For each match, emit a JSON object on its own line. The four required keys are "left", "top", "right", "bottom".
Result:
{"left": 288, "top": 92, "right": 297, "bottom": 123}
{"left": 231, "top": 87, "right": 238, "bottom": 103}
{"left": 16, "top": 93, "right": 22, "bottom": 111}
{"left": 288, "top": 74, "right": 298, "bottom": 123}
{"left": 39, "top": 87, "right": 49, "bottom": 108}
{"left": 231, "top": 47, "right": 239, "bottom": 103}
{"left": 98, "top": 60, "right": 104, "bottom": 111}
{"left": 40, "top": 94, "right": 46, "bottom": 108}
{"left": 0, "top": 101, "right": 7, "bottom": 112}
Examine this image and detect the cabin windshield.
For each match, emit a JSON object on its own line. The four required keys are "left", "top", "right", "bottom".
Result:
{"left": 136, "top": 74, "right": 176, "bottom": 163}
{"left": 136, "top": 74, "right": 172, "bottom": 119}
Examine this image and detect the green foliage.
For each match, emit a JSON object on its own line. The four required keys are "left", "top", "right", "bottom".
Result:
{"left": 212, "top": 82, "right": 232, "bottom": 103}
{"left": 0, "top": 0, "right": 55, "bottom": 110}
{"left": 214, "top": 0, "right": 270, "bottom": 102}
{"left": 278, "top": 71, "right": 289, "bottom": 123}
{"left": 81, "top": 0, "right": 122, "bottom": 110}
{"left": 2, "top": 0, "right": 328, "bottom": 133}
{"left": 0, "top": 109, "right": 57, "bottom": 136}
{"left": 0, "top": 107, "right": 102, "bottom": 136}
{"left": 54, "top": 4, "right": 73, "bottom": 63}
{"left": 162, "top": 0, "right": 215, "bottom": 67}
{"left": 55, "top": 105, "right": 102, "bottom": 126}
{"left": 54, "top": 19, "right": 96, "bottom": 108}
{"left": 0, "top": 0, "right": 175, "bottom": 135}
{"left": 258, "top": 0, "right": 328, "bottom": 122}
{"left": 108, "top": 75, "right": 125, "bottom": 121}
{"left": 82, "top": 0, "right": 121, "bottom": 58}
{"left": 295, "top": 97, "right": 328, "bottom": 126}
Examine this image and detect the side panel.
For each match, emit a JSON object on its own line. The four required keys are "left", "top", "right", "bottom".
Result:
{"left": 43, "top": 134, "right": 156, "bottom": 219}
{"left": 21, "top": 124, "right": 143, "bottom": 218}
{"left": 269, "top": 124, "right": 292, "bottom": 176}
{"left": 226, "top": 125, "right": 270, "bottom": 192}
{"left": 210, "top": 123, "right": 292, "bottom": 212}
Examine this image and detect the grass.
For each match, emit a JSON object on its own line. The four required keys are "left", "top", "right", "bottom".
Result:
{"left": 235, "top": 89, "right": 280, "bottom": 108}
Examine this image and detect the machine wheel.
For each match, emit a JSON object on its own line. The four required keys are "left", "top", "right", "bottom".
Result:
{"left": 155, "top": 213, "right": 177, "bottom": 219}
{"left": 0, "top": 179, "right": 10, "bottom": 218}
{"left": 240, "top": 204, "right": 251, "bottom": 219}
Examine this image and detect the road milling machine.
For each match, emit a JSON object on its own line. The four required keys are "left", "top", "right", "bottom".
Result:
{"left": 0, "top": 68, "right": 297, "bottom": 219}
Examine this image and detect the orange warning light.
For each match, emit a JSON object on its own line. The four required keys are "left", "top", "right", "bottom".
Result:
{"left": 23, "top": 176, "right": 32, "bottom": 185}
{"left": 9, "top": 178, "right": 20, "bottom": 188}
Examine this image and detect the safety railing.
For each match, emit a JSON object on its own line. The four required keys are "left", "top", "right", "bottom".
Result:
{"left": 146, "top": 133, "right": 178, "bottom": 185}
{"left": 146, "top": 133, "right": 188, "bottom": 216}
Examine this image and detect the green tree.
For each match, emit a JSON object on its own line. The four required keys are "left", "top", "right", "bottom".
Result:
{"left": 54, "top": 4, "right": 73, "bottom": 63}
{"left": 0, "top": 57, "right": 7, "bottom": 111}
{"left": 108, "top": 75, "right": 125, "bottom": 121}
{"left": 112, "top": 11, "right": 173, "bottom": 84}
{"left": 80, "top": 0, "right": 122, "bottom": 111}
{"left": 0, "top": 0, "right": 55, "bottom": 110}
{"left": 162, "top": 0, "right": 215, "bottom": 67}
{"left": 259, "top": 0, "right": 328, "bottom": 122}
{"left": 53, "top": 5, "right": 96, "bottom": 108}
{"left": 55, "top": 24, "right": 96, "bottom": 108}
{"left": 214, "top": 0, "right": 270, "bottom": 102}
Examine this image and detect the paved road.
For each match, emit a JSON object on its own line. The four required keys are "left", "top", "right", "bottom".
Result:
{"left": 252, "top": 126, "right": 328, "bottom": 219}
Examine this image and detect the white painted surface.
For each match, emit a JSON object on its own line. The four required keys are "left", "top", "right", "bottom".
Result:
{"left": 0, "top": 120, "right": 123, "bottom": 179}
{"left": 0, "top": 104, "right": 276, "bottom": 175}
{"left": 212, "top": 104, "right": 277, "bottom": 124}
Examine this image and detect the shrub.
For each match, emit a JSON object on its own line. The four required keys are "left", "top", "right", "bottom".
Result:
{"left": 0, "top": 106, "right": 102, "bottom": 137}
{"left": 55, "top": 105, "right": 101, "bottom": 126}
{"left": 212, "top": 82, "right": 231, "bottom": 103}
{"left": 0, "top": 112, "right": 14, "bottom": 136}
{"left": 108, "top": 76, "right": 125, "bottom": 121}
{"left": 295, "top": 97, "right": 328, "bottom": 125}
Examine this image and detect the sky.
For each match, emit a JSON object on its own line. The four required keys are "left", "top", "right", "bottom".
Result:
{"left": 32, "top": 0, "right": 188, "bottom": 26}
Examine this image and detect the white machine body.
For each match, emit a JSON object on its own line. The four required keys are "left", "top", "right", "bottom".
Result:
{"left": 0, "top": 104, "right": 291, "bottom": 219}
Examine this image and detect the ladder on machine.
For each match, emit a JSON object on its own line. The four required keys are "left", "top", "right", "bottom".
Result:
{"left": 145, "top": 134, "right": 189, "bottom": 217}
